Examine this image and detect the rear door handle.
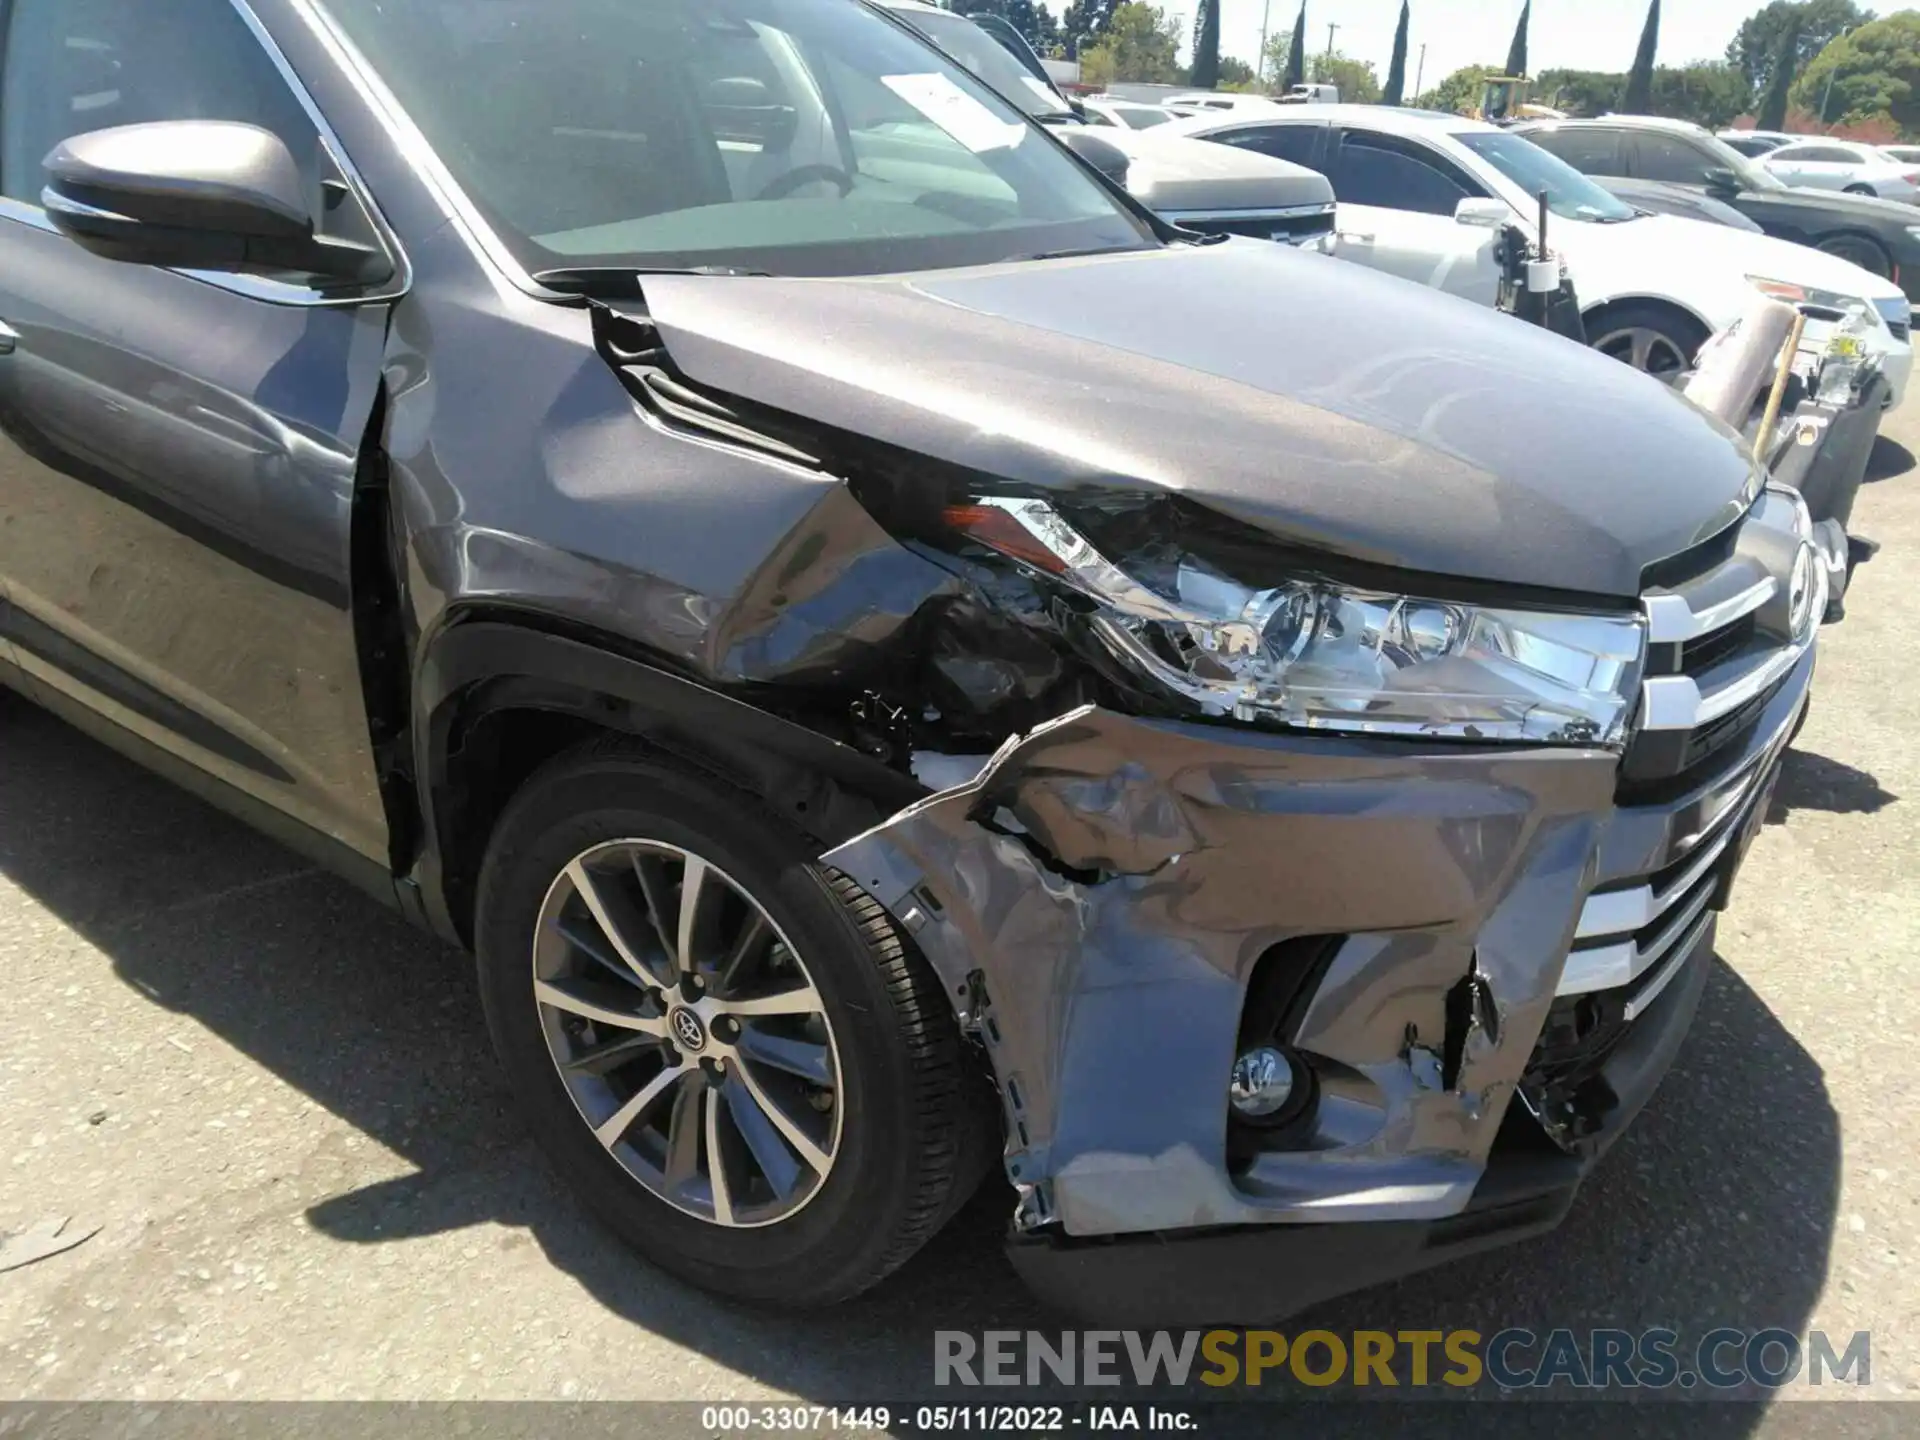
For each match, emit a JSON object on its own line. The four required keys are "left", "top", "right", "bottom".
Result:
{"left": 0, "top": 320, "right": 17, "bottom": 355}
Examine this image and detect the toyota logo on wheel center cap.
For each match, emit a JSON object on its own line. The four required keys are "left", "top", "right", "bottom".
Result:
{"left": 670, "top": 1008, "right": 708, "bottom": 1053}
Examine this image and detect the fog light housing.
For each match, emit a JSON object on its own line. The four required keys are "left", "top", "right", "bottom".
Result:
{"left": 1230, "top": 1046, "right": 1301, "bottom": 1122}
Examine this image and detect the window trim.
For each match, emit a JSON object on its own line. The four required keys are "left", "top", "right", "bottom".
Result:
{"left": 0, "top": 0, "right": 408, "bottom": 308}
{"left": 1330, "top": 127, "right": 1487, "bottom": 215}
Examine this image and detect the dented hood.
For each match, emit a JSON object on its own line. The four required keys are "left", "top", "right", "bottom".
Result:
{"left": 637, "top": 240, "right": 1758, "bottom": 597}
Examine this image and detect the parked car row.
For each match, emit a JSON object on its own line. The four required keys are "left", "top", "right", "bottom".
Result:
{"left": 1156, "top": 105, "right": 1912, "bottom": 400}
{"left": 887, "top": 11, "right": 1913, "bottom": 407}
{"left": 0, "top": 0, "right": 1855, "bottom": 1326}
{"left": 1531, "top": 117, "right": 1920, "bottom": 297}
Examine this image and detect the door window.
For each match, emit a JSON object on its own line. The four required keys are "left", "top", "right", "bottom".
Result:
{"left": 1328, "top": 133, "right": 1475, "bottom": 216}
{"left": 0, "top": 0, "right": 321, "bottom": 208}
{"left": 1210, "top": 123, "right": 1326, "bottom": 171}
{"left": 1526, "top": 127, "right": 1624, "bottom": 175}
{"left": 1630, "top": 133, "right": 1715, "bottom": 185}
{"left": 1770, "top": 145, "right": 1856, "bottom": 164}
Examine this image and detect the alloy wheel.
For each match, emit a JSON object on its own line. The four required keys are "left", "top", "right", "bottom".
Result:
{"left": 532, "top": 840, "right": 843, "bottom": 1227}
{"left": 1593, "top": 325, "right": 1690, "bottom": 379}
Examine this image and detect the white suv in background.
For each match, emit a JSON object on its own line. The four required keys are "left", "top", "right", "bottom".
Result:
{"left": 1162, "top": 105, "right": 1913, "bottom": 407}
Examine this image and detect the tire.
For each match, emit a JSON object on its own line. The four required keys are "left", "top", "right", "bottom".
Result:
{"left": 1816, "top": 233, "right": 1894, "bottom": 278}
{"left": 1586, "top": 302, "right": 1710, "bottom": 383}
{"left": 1845, "top": 183, "right": 1877, "bottom": 196}
{"left": 475, "top": 740, "right": 996, "bottom": 1307}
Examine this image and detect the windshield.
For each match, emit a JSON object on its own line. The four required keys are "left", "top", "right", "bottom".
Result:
{"left": 1453, "top": 129, "right": 1639, "bottom": 222}
{"left": 895, "top": 7, "right": 1073, "bottom": 120}
{"left": 316, "top": 0, "right": 1149, "bottom": 280}
{"left": 1113, "top": 106, "right": 1172, "bottom": 130}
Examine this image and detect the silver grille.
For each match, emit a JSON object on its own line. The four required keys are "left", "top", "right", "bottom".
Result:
{"left": 1556, "top": 486, "right": 1821, "bottom": 1012}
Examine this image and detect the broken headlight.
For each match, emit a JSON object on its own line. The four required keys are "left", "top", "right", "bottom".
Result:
{"left": 946, "top": 497, "right": 1646, "bottom": 747}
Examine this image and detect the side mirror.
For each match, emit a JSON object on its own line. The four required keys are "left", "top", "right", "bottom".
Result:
{"left": 1056, "top": 128, "right": 1131, "bottom": 188}
{"left": 42, "top": 120, "right": 388, "bottom": 286}
{"left": 1454, "top": 197, "right": 1511, "bottom": 228}
{"left": 1704, "top": 166, "right": 1742, "bottom": 197}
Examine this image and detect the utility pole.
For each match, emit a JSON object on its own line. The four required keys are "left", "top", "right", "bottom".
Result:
{"left": 1414, "top": 42, "right": 1427, "bottom": 98}
{"left": 1258, "top": 0, "right": 1273, "bottom": 88}
{"left": 1325, "top": 21, "right": 1340, "bottom": 59}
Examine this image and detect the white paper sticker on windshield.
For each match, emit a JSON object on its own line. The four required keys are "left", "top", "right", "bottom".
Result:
{"left": 882, "top": 73, "right": 1026, "bottom": 153}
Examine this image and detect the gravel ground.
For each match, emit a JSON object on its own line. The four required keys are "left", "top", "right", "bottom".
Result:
{"left": 3, "top": 403, "right": 1919, "bottom": 1425}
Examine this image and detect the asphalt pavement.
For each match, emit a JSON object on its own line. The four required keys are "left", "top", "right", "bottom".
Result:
{"left": 4, "top": 401, "right": 1920, "bottom": 1427}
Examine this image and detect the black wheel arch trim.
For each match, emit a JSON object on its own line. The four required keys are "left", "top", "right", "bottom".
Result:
{"left": 409, "top": 617, "right": 928, "bottom": 946}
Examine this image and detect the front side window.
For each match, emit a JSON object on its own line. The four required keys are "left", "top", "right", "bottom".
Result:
{"left": 1631, "top": 133, "right": 1714, "bottom": 185}
{"left": 314, "top": 0, "right": 1151, "bottom": 280}
{"left": 1523, "top": 127, "right": 1623, "bottom": 176}
{"left": 1329, "top": 133, "right": 1475, "bottom": 216}
{"left": 1774, "top": 145, "right": 1855, "bottom": 163}
{"left": 1453, "top": 129, "right": 1637, "bottom": 222}
{"left": 0, "top": 0, "right": 319, "bottom": 206}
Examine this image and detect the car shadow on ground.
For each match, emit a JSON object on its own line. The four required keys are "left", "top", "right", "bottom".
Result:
{"left": 1767, "top": 748, "right": 1899, "bottom": 822}
{"left": 0, "top": 688, "right": 1840, "bottom": 1420}
{"left": 1864, "top": 434, "right": 1913, "bottom": 484}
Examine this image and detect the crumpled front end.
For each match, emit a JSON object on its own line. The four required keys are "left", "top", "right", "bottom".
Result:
{"left": 828, "top": 710, "right": 1616, "bottom": 1235}
{"left": 823, "top": 489, "right": 1821, "bottom": 1324}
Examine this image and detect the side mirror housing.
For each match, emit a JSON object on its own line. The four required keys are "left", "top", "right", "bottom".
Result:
{"left": 1704, "top": 166, "right": 1742, "bottom": 197}
{"left": 42, "top": 120, "right": 389, "bottom": 286}
{"left": 1055, "top": 128, "right": 1132, "bottom": 188}
{"left": 1454, "top": 197, "right": 1511, "bottom": 228}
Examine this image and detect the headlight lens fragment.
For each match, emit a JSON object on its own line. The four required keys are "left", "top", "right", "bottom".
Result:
{"left": 949, "top": 498, "right": 1647, "bottom": 747}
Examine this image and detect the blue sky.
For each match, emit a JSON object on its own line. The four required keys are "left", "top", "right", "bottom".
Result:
{"left": 1060, "top": 1, "right": 1800, "bottom": 93}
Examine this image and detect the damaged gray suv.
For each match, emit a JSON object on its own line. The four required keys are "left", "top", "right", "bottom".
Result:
{"left": 0, "top": 0, "right": 1825, "bottom": 1321}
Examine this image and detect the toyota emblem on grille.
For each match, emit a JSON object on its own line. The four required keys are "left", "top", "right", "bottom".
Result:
{"left": 670, "top": 1008, "right": 708, "bottom": 1052}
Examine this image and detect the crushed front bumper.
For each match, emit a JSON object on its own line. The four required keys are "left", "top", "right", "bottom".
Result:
{"left": 823, "top": 645, "right": 1811, "bottom": 1323}
{"left": 1007, "top": 926, "right": 1710, "bottom": 1327}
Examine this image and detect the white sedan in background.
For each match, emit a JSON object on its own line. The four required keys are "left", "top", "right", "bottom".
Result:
{"left": 1160, "top": 105, "right": 1913, "bottom": 407}
{"left": 1761, "top": 139, "right": 1920, "bottom": 202}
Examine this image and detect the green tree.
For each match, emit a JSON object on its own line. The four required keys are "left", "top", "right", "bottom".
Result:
{"left": 1218, "top": 55, "right": 1259, "bottom": 89}
{"left": 1534, "top": 67, "right": 1623, "bottom": 116}
{"left": 1190, "top": 0, "right": 1222, "bottom": 88}
{"left": 963, "top": 1, "right": 1061, "bottom": 56}
{"left": 1312, "top": 51, "right": 1383, "bottom": 104}
{"left": 1623, "top": 0, "right": 1661, "bottom": 112}
{"left": 1284, "top": 2, "right": 1307, "bottom": 90}
{"left": 1505, "top": 1, "right": 1531, "bottom": 78}
{"left": 1534, "top": 63, "right": 1749, "bottom": 125}
{"left": 1414, "top": 64, "right": 1495, "bottom": 114}
{"left": 1728, "top": 0, "right": 1866, "bottom": 107}
{"left": 1060, "top": 0, "right": 1121, "bottom": 58}
{"left": 1383, "top": 0, "right": 1411, "bottom": 105}
{"left": 1792, "top": 12, "right": 1920, "bottom": 131}
{"left": 1758, "top": 22, "right": 1802, "bottom": 128}
{"left": 1649, "top": 63, "right": 1753, "bottom": 127}
{"left": 1078, "top": 1, "right": 1185, "bottom": 84}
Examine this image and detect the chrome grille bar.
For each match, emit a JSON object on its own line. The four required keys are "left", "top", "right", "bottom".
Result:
{"left": 1558, "top": 876, "right": 1718, "bottom": 997}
